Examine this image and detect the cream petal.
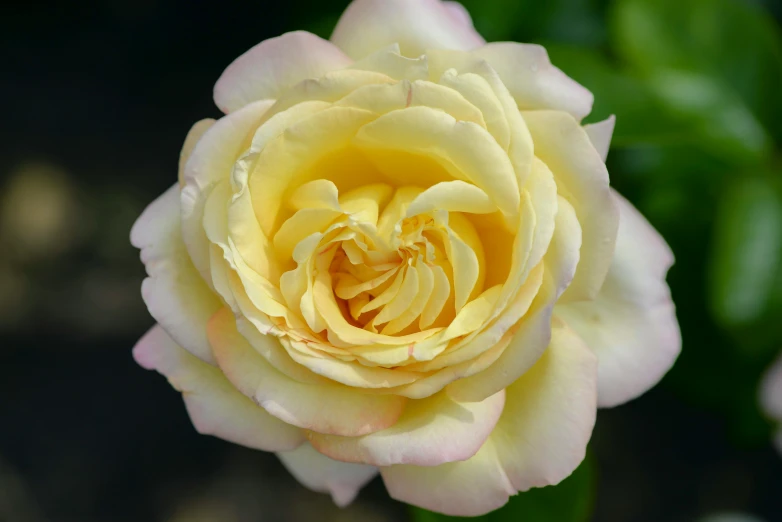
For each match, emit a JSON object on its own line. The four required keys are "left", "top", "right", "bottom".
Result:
{"left": 472, "top": 43, "right": 594, "bottom": 120}
{"left": 178, "top": 119, "right": 214, "bottom": 187}
{"left": 208, "top": 309, "right": 406, "bottom": 436}
{"left": 213, "top": 31, "right": 352, "bottom": 113}
{"left": 446, "top": 195, "right": 581, "bottom": 402}
{"left": 492, "top": 321, "right": 597, "bottom": 490}
{"left": 556, "top": 191, "right": 680, "bottom": 407}
{"left": 133, "top": 324, "right": 304, "bottom": 451}
{"left": 278, "top": 443, "right": 377, "bottom": 507}
{"left": 583, "top": 115, "right": 616, "bottom": 162}
{"left": 523, "top": 110, "right": 619, "bottom": 303}
{"left": 331, "top": 0, "right": 484, "bottom": 60}
{"left": 382, "top": 321, "right": 597, "bottom": 517}
{"left": 761, "top": 353, "right": 782, "bottom": 421}
{"left": 180, "top": 100, "right": 273, "bottom": 285}
{"left": 354, "top": 106, "right": 520, "bottom": 220}
{"left": 310, "top": 390, "right": 505, "bottom": 467}
{"left": 406, "top": 180, "right": 496, "bottom": 216}
{"left": 131, "top": 184, "right": 222, "bottom": 363}
{"left": 381, "top": 437, "right": 514, "bottom": 517}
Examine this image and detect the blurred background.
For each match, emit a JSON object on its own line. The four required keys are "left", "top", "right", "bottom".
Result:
{"left": 2, "top": 0, "right": 782, "bottom": 521}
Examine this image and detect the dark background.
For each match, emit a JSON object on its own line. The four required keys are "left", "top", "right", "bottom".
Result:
{"left": 2, "top": 1, "right": 782, "bottom": 521}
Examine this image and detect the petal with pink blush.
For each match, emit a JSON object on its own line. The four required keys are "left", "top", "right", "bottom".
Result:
{"left": 382, "top": 322, "right": 597, "bottom": 516}
{"left": 556, "top": 191, "right": 680, "bottom": 407}
{"left": 131, "top": 184, "right": 222, "bottom": 364}
{"left": 208, "top": 308, "right": 406, "bottom": 437}
{"left": 760, "top": 353, "right": 782, "bottom": 421}
{"left": 133, "top": 325, "right": 304, "bottom": 451}
{"left": 331, "top": 0, "right": 484, "bottom": 60}
{"left": 278, "top": 443, "right": 377, "bottom": 507}
{"left": 309, "top": 390, "right": 505, "bottom": 467}
{"left": 472, "top": 43, "right": 594, "bottom": 120}
{"left": 214, "top": 31, "right": 352, "bottom": 113}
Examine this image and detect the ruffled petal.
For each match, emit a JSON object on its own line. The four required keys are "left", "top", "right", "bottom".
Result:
{"left": 278, "top": 443, "right": 377, "bottom": 507}
{"left": 131, "top": 184, "right": 222, "bottom": 363}
{"left": 331, "top": 0, "right": 484, "bottom": 60}
{"left": 309, "top": 390, "right": 505, "bottom": 467}
{"left": 382, "top": 321, "right": 597, "bottom": 516}
{"left": 133, "top": 325, "right": 304, "bottom": 451}
{"left": 208, "top": 308, "right": 406, "bottom": 436}
{"left": 472, "top": 43, "right": 594, "bottom": 120}
{"left": 214, "top": 31, "right": 352, "bottom": 113}
{"left": 556, "top": 191, "right": 680, "bottom": 407}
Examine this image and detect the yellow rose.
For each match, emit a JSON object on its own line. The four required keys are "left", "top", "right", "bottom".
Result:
{"left": 131, "top": 0, "right": 681, "bottom": 515}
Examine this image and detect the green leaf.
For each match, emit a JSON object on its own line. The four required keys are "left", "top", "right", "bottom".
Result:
{"left": 609, "top": 0, "right": 782, "bottom": 143}
{"left": 709, "top": 176, "right": 782, "bottom": 328}
{"left": 409, "top": 453, "right": 595, "bottom": 521}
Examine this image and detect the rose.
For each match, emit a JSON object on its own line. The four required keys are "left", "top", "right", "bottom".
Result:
{"left": 130, "top": 0, "right": 681, "bottom": 516}
{"left": 761, "top": 353, "right": 782, "bottom": 454}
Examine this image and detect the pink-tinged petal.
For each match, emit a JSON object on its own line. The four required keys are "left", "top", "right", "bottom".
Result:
{"left": 278, "top": 443, "right": 377, "bottom": 507}
{"left": 331, "top": 0, "right": 485, "bottom": 60}
{"left": 382, "top": 322, "right": 596, "bottom": 516}
{"left": 472, "top": 43, "right": 594, "bottom": 120}
{"left": 583, "top": 115, "right": 616, "bottom": 162}
{"left": 180, "top": 100, "right": 273, "bottom": 285}
{"left": 214, "top": 31, "right": 352, "bottom": 113}
{"left": 309, "top": 390, "right": 505, "bottom": 467}
{"left": 760, "top": 352, "right": 782, "bottom": 420}
{"left": 133, "top": 325, "right": 304, "bottom": 451}
{"left": 177, "top": 119, "right": 214, "bottom": 187}
{"left": 556, "top": 191, "right": 680, "bottom": 407}
{"left": 208, "top": 308, "right": 406, "bottom": 436}
{"left": 443, "top": 1, "right": 474, "bottom": 28}
{"left": 382, "top": 441, "right": 515, "bottom": 517}
{"left": 524, "top": 110, "right": 619, "bottom": 303}
{"left": 131, "top": 184, "right": 222, "bottom": 364}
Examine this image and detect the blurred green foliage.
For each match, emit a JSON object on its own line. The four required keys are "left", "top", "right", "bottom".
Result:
{"left": 383, "top": 0, "right": 782, "bottom": 519}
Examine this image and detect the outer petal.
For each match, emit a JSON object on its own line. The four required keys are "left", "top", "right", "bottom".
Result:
{"left": 208, "top": 308, "right": 406, "bottom": 437}
{"left": 331, "top": 0, "right": 484, "bottom": 60}
{"left": 760, "top": 352, "right": 782, "bottom": 421}
{"left": 556, "top": 191, "right": 681, "bottom": 407}
{"left": 213, "top": 31, "right": 352, "bottom": 113}
{"left": 309, "top": 390, "right": 505, "bottom": 467}
{"left": 133, "top": 325, "right": 304, "bottom": 451}
{"left": 278, "top": 443, "right": 377, "bottom": 507}
{"left": 584, "top": 115, "right": 616, "bottom": 162}
{"left": 178, "top": 119, "right": 214, "bottom": 186}
{"left": 131, "top": 184, "right": 222, "bottom": 363}
{"left": 472, "top": 43, "right": 594, "bottom": 120}
{"left": 523, "top": 110, "right": 618, "bottom": 303}
{"left": 382, "top": 322, "right": 597, "bottom": 516}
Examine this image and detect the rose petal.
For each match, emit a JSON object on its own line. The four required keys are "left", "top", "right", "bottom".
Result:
{"left": 583, "top": 115, "right": 616, "bottom": 162}
{"left": 133, "top": 325, "right": 304, "bottom": 451}
{"left": 277, "top": 443, "right": 377, "bottom": 507}
{"left": 214, "top": 31, "right": 352, "bottom": 113}
{"left": 309, "top": 390, "right": 505, "bottom": 467}
{"left": 760, "top": 352, "right": 782, "bottom": 421}
{"left": 178, "top": 119, "right": 214, "bottom": 187}
{"left": 131, "top": 184, "right": 222, "bottom": 363}
{"left": 523, "top": 110, "right": 619, "bottom": 303}
{"left": 331, "top": 0, "right": 484, "bottom": 60}
{"left": 382, "top": 321, "right": 597, "bottom": 516}
{"left": 556, "top": 190, "right": 680, "bottom": 407}
{"left": 472, "top": 43, "right": 594, "bottom": 120}
{"left": 208, "top": 308, "right": 406, "bottom": 436}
